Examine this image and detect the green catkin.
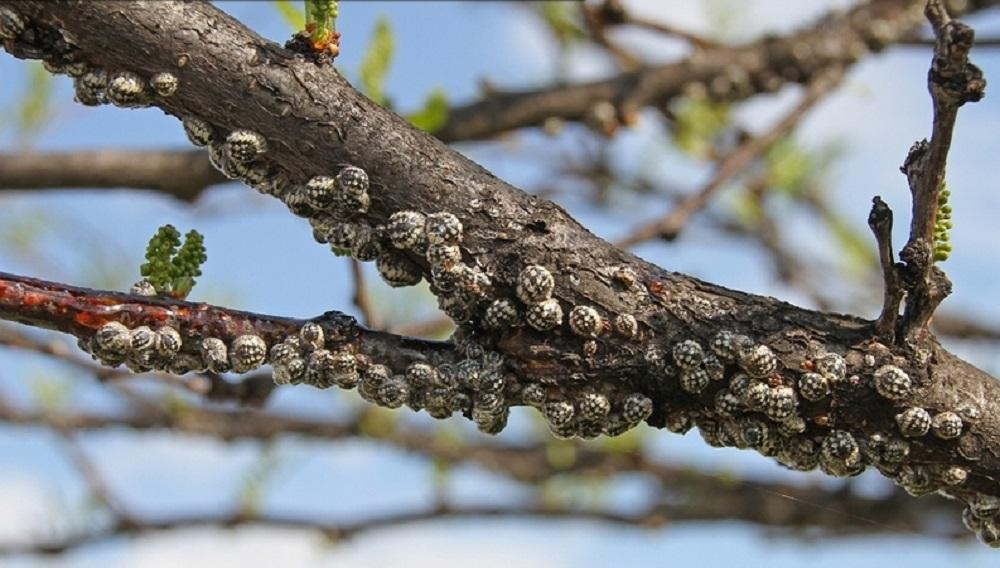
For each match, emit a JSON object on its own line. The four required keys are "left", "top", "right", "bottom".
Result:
{"left": 139, "top": 225, "right": 207, "bottom": 297}
{"left": 934, "top": 183, "right": 953, "bottom": 262}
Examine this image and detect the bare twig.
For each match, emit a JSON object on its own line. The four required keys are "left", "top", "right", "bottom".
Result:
{"left": 433, "top": 0, "right": 996, "bottom": 142}
{"left": 0, "top": 477, "right": 965, "bottom": 556}
{"left": 623, "top": 15, "right": 723, "bottom": 50}
{"left": 54, "top": 431, "right": 136, "bottom": 526}
{"left": 390, "top": 316, "right": 454, "bottom": 338}
{"left": 0, "top": 390, "right": 966, "bottom": 536}
{"left": 897, "top": 0, "right": 985, "bottom": 339}
{"left": 581, "top": 1, "right": 640, "bottom": 71}
{"left": 868, "top": 196, "right": 904, "bottom": 341}
{"left": 932, "top": 313, "right": 1000, "bottom": 340}
{"left": 615, "top": 67, "right": 844, "bottom": 247}
{"left": 349, "top": 259, "right": 378, "bottom": 329}
{"left": 591, "top": 0, "right": 722, "bottom": 50}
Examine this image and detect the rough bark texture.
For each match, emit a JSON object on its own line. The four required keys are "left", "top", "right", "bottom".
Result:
{"left": 2, "top": 0, "right": 999, "bottom": 540}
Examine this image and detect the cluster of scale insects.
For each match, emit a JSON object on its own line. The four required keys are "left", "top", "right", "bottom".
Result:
{"left": 76, "top": 318, "right": 654, "bottom": 439}
{"left": 644, "top": 329, "right": 997, "bottom": 545}
{"left": 78, "top": 321, "right": 264, "bottom": 377}
{"left": 5, "top": 5, "right": 654, "bottom": 439}
{"left": 6, "top": 4, "right": 998, "bottom": 546}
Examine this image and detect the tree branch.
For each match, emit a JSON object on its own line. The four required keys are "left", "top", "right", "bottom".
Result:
{"left": 868, "top": 196, "right": 904, "bottom": 341}
{"left": 898, "top": 36, "right": 1000, "bottom": 47}
{"left": 2, "top": 0, "right": 999, "bottom": 545}
{"left": 55, "top": 430, "right": 137, "bottom": 526}
{"left": 0, "top": 324, "right": 279, "bottom": 404}
{"left": 0, "top": 387, "right": 968, "bottom": 550}
{"left": 615, "top": 66, "right": 844, "bottom": 247}
{"left": 0, "top": 149, "right": 225, "bottom": 201}
{"left": 0, "top": 271, "right": 459, "bottom": 389}
{"left": 433, "top": 0, "right": 998, "bottom": 142}
{"left": 894, "top": 0, "right": 986, "bottom": 340}
{"left": 0, "top": 490, "right": 966, "bottom": 558}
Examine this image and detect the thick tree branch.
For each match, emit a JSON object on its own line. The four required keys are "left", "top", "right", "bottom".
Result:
{"left": 0, "top": 149, "right": 225, "bottom": 201}
{"left": 2, "top": 0, "right": 1000, "bottom": 545}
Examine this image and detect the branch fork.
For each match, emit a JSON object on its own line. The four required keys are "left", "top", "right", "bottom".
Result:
{"left": 873, "top": 0, "right": 984, "bottom": 343}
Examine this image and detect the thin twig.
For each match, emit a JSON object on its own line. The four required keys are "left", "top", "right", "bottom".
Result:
{"left": 868, "top": 196, "right": 903, "bottom": 341}
{"left": 349, "top": 259, "right": 378, "bottom": 328}
{"left": 434, "top": 0, "right": 980, "bottom": 142}
{"left": 54, "top": 431, "right": 136, "bottom": 526}
{"left": 615, "top": 66, "right": 845, "bottom": 247}
{"left": 0, "top": 271, "right": 456, "bottom": 384}
{"left": 623, "top": 15, "right": 723, "bottom": 50}
{"left": 0, "top": 486, "right": 963, "bottom": 556}
{"left": 390, "top": 316, "right": 454, "bottom": 338}
{"left": 931, "top": 313, "right": 1000, "bottom": 341}
{"left": 897, "top": 0, "right": 985, "bottom": 340}
{"left": 582, "top": 1, "right": 640, "bottom": 71}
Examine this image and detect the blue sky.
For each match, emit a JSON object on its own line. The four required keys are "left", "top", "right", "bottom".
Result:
{"left": 1, "top": 1, "right": 999, "bottom": 565}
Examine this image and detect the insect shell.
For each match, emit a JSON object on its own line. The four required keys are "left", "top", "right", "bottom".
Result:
{"left": 873, "top": 365, "right": 912, "bottom": 400}
{"left": 225, "top": 130, "right": 267, "bottom": 163}
{"left": 230, "top": 334, "right": 267, "bottom": 373}
{"left": 106, "top": 71, "right": 149, "bottom": 107}
{"left": 96, "top": 322, "right": 131, "bottom": 354}
{"left": 672, "top": 340, "right": 704, "bottom": 370}
{"left": 182, "top": 117, "right": 214, "bottom": 147}
{"left": 334, "top": 166, "right": 370, "bottom": 214}
{"left": 149, "top": 72, "right": 179, "bottom": 97}
{"left": 74, "top": 69, "right": 109, "bottom": 106}
{"left": 201, "top": 337, "right": 230, "bottom": 372}
{"left": 425, "top": 212, "right": 463, "bottom": 245}
{"left": 896, "top": 407, "right": 932, "bottom": 438}
{"left": 568, "top": 306, "right": 603, "bottom": 338}
{"left": 516, "top": 265, "right": 555, "bottom": 304}
{"left": 0, "top": 7, "right": 26, "bottom": 40}
{"left": 525, "top": 299, "right": 562, "bottom": 331}
{"left": 622, "top": 393, "right": 653, "bottom": 424}
{"left": 376, "top": 252, "right": 423, "bottom": 287}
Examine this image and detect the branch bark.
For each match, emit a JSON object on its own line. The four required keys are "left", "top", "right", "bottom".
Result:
{"left": 2, "top": 0, "right": 999, "bottom": 545}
